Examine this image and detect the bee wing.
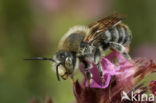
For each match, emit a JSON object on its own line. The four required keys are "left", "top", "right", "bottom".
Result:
{"left": 85, "top": 13, "right": 126, "bottom": 44}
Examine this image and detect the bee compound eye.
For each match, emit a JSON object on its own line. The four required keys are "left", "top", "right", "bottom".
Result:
{"left": 66, "top": 57, "right": 72, "bottom": 62}
{"left": 65, "top": 57, "right": 73, "bottom": 69}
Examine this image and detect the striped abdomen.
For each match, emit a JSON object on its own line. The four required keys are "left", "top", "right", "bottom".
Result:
{"left": 102, "top": 23, "right": 132, "bottom": 46}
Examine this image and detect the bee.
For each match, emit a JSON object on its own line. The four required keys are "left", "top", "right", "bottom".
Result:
{"left": 25, "top": 13, "right": 132, "bottom": 85}
{"left": 80, "top": 14, "right": 132, "bottom": 84}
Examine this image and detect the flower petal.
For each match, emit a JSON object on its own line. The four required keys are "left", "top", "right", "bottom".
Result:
{"left": 81, "top": 56, "right": 119, "bottom": 88}
{"left": 149, "top": 80, "right": 156, "bottom": 96}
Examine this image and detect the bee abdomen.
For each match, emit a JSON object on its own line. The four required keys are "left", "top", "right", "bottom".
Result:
{"left": 104, "top": 24, "right": 132, "bottom": 46}
{"left": 121, "top": 24, "right": 132, "bottom": 46}
{"left": 116, "top": 25, "right": 125, "bottom": 43}
{"left": 109, "top": 27, "right": 119, "bottom": 42}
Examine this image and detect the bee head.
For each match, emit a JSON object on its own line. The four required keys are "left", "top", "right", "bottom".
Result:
{"left": 24, "top": 50, "right": 76, "bottom": 81}
{"left": 55, "top": 50, "right": 76, "bottom": 80}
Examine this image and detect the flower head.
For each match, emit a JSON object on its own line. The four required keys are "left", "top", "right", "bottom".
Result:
{"left": 149, "top": 80, "right": 156, "bottom": 96}
{"left": 75, "top": 51, "right": 156, "bottom": 103}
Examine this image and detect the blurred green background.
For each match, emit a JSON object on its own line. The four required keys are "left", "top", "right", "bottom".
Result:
{"left": 0, "top": 0, "right": 156, "bottom": 103}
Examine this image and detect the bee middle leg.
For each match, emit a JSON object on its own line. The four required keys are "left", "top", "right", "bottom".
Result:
{"left": 94, "top": 48, "right": 105, "bottom": 85}
{"left": 109, "top": 42, "right": 133, "bottom": 62}
{"left": 81, "top": 59, "right": 92, "bottom": 87}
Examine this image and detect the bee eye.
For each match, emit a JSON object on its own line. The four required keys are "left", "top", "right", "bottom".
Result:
{"left": 65, "top": 57, "right": 73, "bottom": 71}
{"left": 65, "top": 57, "right": 72, "bottom": 65}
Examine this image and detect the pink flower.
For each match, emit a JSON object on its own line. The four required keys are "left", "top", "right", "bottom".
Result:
{"left": 149, "top": 80, "right": 156, "bottom": 96}
{"left": 73, "top": 81, "right": 149, "bottom": 103}
{"left": 74, "top": 51, "right": 156, "bottom": 103}
{"left": 80, "top": 57, "right": 119, "bottom": 88}
{"left": 80, "top": 51, "right": 137, "bottom": 89}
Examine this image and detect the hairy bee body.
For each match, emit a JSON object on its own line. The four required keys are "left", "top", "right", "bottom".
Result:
{"left": 25, "top": 14, "right": 133, "bottom": 83}
{"left": 58, "top": 26, "right": 89, "bottom": 52}
{"left": 96, "top": 23, "right": 132, "bottom": 51}
{"left": 55, "top": 22, "right": 132, "bottom": 81}
{"left": 54, "top": 26, "right": 90, "bottom": 80}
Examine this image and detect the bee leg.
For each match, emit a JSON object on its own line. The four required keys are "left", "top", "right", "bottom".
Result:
{"left": 94, "top": 48, "right": 105, "bottom": 85}
{"left": 109, "top": 42, "right": 133, "bottom": 62}
{"left": 85, "top": 70, "right": 92, "bottom": 87}
{"left": 81, "top": 59, "right": 92, "bottom": 87}
{"left": 70, "top": 75, "right": 75, "bottom": 85}
{"left": 84, "top": 66, "right": 92, "bottom": 87}
{"left": 86, "top": 63, "right": 93, "bottom": 87}
{"left": 122, "top": 52, "right": 134, "bottom": 63}
{"left": 97, "top": 63, "right": 105, "bottom": 85}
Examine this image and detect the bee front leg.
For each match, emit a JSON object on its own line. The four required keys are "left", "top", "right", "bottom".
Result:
{"left": 70, "top": 75, "right": 75, "bottom": 85}
{"left": 85, "top": 66, "right": 93, "bottom": 87}
{"left": 85, "top": 70, "right": 92, "bottom": 87}
{"left": 109, "top": 42, "right": 133, "bottom": 62}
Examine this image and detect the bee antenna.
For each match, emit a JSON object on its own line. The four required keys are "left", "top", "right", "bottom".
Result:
{"left": 24, "top": 57, "right": 56, "bottom": 63}
{"left": 56, "top": 63, "right": 61, "bottom": 81}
